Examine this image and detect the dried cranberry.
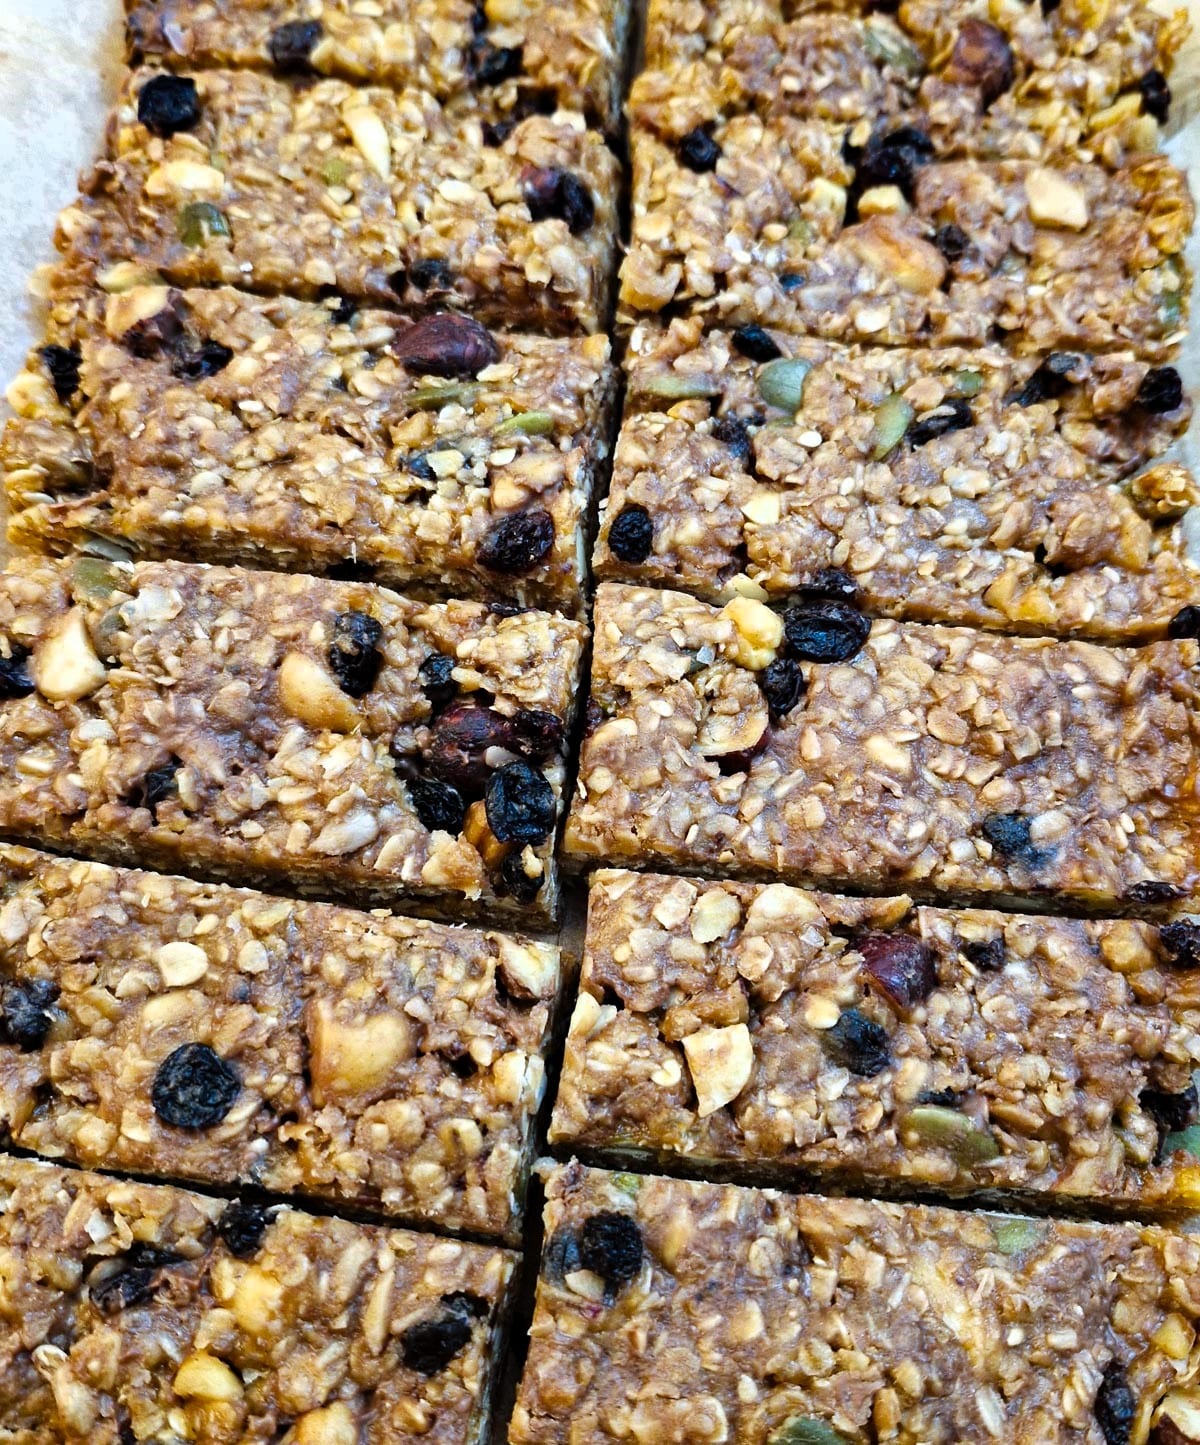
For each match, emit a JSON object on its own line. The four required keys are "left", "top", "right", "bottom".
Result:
{"left": 151, "top": 1043, "right": 241, "bottom": 1129}
{"left": 1012, "top": 352, "right": 1080, "bottom": 406}
{"left": 758, "top": 657, "right": 805, "bottom": 721}
{"left": 961, "top": 937, "right": 1006, "bottom": 972}
{"left": 409, "top": 775, "right": 466, "bottom": 834}
{"left": 731, "top": 325, "right": 781, "bottom": 362}
{"left": 712, "top": 415, "right": 753, "bottom": 464}
{"left": 980, "top": 812, "right": 1043, "bottom": 864}
{"left": 783, "top": 599, "right": 871, "bottom": 663}
{"left": 471, "top": 40, "right": 523, "bottom": 84}
{"left": 409, "top": 258, "right": 455, "bottom": 292}
{"left": 217, "top": 1200, "right": 271, "bottom": 1257}
{"left": 1168, "top": 606, "right": 1200, "bottom": 640}
{"left": 500, "top": 850, "right": 543, "bottom": 904}
{"left": 1141, "top": 1082, "right": 1199, "bottom": 1136}
{"left": 419, "top": 651, "right": 458, "bottom": 712}
{"left": 522, "top": 166, "right": 595, "bottom": 233}
{"left": 0, "top": 644, "right": 34, "bottom": 699}
{"left": 795, "top": 569, "right": 858, "bottom": 606}
{"left": 328, "top": 610, "right": 383, "bottom": 696}
{"left": 268, "top": 19, "right": 323, "bottom": 72}
{"left": 1094, "top": 1362, "right": 1136, "bottom": 1445}
{"left": 934, "top": 224, "right": 969, "bottom": 262}
{"left": 1137, "top": 67, "right": 1171, "bottom": 124}
{"left": 607, "top": 504, "right": 654, "bottom": 564}
{"left": 401, "top": 1299, "right": 476, "bottom": 1374}
{"left": 1160, "top": 920, "right": 1200, "bottom": 969}
{"left": 1135, "top": 367, "right": 1184, "bottom": 415}
{"left": 578, "top": 1211, "right": 643, "bottom": 1291}
{"left": 510, "top": 708, "right": 564, "bottom": 760}
{"left": 485, "top": 761, "right": 555, "bottom": 844}
{"left": 943, "top": 19, "right": 1015, "bottom": 107}
{"left": 426, "top": 702, "right": 515, "bottom": 792}
{"left": 478, "top": 508, "right": 555, "bottom": 574}
{"left": 40, "top": 344, "right": 81, "bottom": 402}
{"left": 907, "top": 398, "right": 974, "bottom": 446}
{"left": 393, "top": 313, "right": 500, "bottom": 378}
{"left": 137, "top": 74, "right": 202, "bottom": 137}
{"left": 90, "top": 1242, "right": 182, "bottom": 1315}
{"left": 0, "top": 979, "right": 58, "bottom": 1050}
{"left": 123, "top": 757, "right": 181, "bottom": 820}
{"left": 170, "top": 339, "right": 233, "bottom": 381}
{"left": 859, "top": 932, "right": 937, "bottom": 1011}
{"left": 824, "top": 1007, "right": 890, "bottom": 1076}
{"left": 678, "top": 127, "right": 722, "bottom": 172}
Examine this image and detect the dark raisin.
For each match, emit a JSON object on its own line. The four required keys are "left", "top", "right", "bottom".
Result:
{"left": 712, "top": 415, "right": 753, "bottom": 464}
{"left": 151, "top": 1042, "right": 241, "bottom": 1129}
{"left": 1136, "top": 67, "right": 1171, "bottom": 124}
{"left": 268, "top": 19, "right": 323, "bottom": 72}
{"left": 409, "top": 776, "right": 466, "bottom": 834}
{"left": 859, "top": 932, "right": 938, "bottom": 1011}
{"left": 1012, "top": 352, "right": 1080, "bottom": 406}
{"left": 961, "top": 937, "right": 1006, "bottom": 972}
{"left": 426, "top": 702, "right": 515, "bottom": 793}
{"left": 1094, "top": 1362, "right": 1136, "bottom": 1445}
{"left": 1160, "top": 920, "right": 1200, "bottom": 970}
{"left": 90, "top": 1242, "right": 182, "bottom": 1315}
{"left": 907, "top": 398, "right": 974, "bottom": 446}
{"left": 934, "top": 223, "right": 970, "bottom": 262}
{"left": 328, "top": 610, "right": 384, "bottom": 697}
{"left": 393, "top": 313, "right": 500, "bottom": 377}
{"left": 678, "top": 127, "right": 722, "bottom": 172}
{"left": 1135, "top": 367, "right": 1184, "bottom": 415}
{"left": 123, "top": 757, "right": 181, "bottom": 820}
{"left": 0, "top": 644, "right": 34, "bottom": 699}
{"left": 40, "top": 345, "right": 81, "bottom": 403}
{"left": 1141, "top": 1082, "right": 1199, "bottom": 1136}
{"left": 170, "top": 339, "right": 233, "bottom": 381}
{"left": 482, "top": 118, "right": 516, "bottom": 147}
{"left": 137, "top": 74, "right": 202, "bottom": 137}
{"left": 510, "top": 708, "right": 564, "bottom": 760}
{"left": 943, "top": 19, "right": 1015, "bottom": 107}
{"left": 400, "top": 1306, "right": 474, "bottom": 1375}
{"left": 980, "top": 811, "right": 1043, "bottom": 863}
{"left": 607, "top": 504, "right": 654, "bottom": 564}
{"left": 442, "top": 1290, "right": 488, "bottom": 1319}
{"left": 1168, "top": 605, "right": 1200, "bottom": 640}
{"left": 783, "top": 599, "right": 871, "bottom": 663}
{"left": 917, "top": 1088, "right": 962, "bottom": 1107}
{"left": 0, "top": 979, "right": 58, "bottom": 1051}
{"left": 795, "top": 568, "right": 858, "bottom": 606}
{"left": 499, "top": 850, "right": 543, "bottom": 904}
{"left": 778, "top": 271, "right": 805, "bottom": 292}
{"left": 853, "top": 126, "right": 933, "bottom": 202}
{"left": 409, "top": 258, "right": 455, "bottom": 292}
{"left": 478, "top": 508, "right": 555, "bottom": 574}
{"left": 1041, "top": 0, "right": 1061, "bottom": 12}
{"left": 542, "top": 1223, "right": 582, "bottom": 1282}
{"left": 578, "top": 1211, "right": 643, "bottom": 1291}
{"left": 758, "top": 657, "right": 805, "bottom": 721}
{"left": 122, "top": 296, "right": 186, "bottom": 358}
{"left": 1128, "top": 881, "right": 1184, "bottom": 904}
{"left": 583, "top": 698, "right": 606, "bottom": 736}
{"left": 485, "top": 761, "right": 555, "bottom": 845}
{"left": 472, "top": 40, "right": 523, "bottom": 84}
{"left": 408, "top": 452, "right": 438, "bottom": 483}
{"left": 823, "top": 1007, "right": 891, "bottom": 1077}
{"left": 419, "top": 651, "right": 458, "bottom": 712}
{"left": 731, "top": 325, "right": 781, "bottom": 362}
{"left": 522, "top": 167, "right": 595, "bottom": 234}
{"left": 217, "top": 1199, "right": 271, "bottom": 1257}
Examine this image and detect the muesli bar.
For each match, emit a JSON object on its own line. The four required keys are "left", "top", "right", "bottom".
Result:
{"left": 3, "top": 288, "right": 617, "bottom": 614}
{"left": 0, "top": 1155, "right": 514, "bottom": 1444}
{"left": 596, "top": 320, "right": 1198, "bottom": 640}
{"left": 125, "top": 0, "right": 632, "bottom": 133}
{"left": 564, "top": 583, "right": 1200, "bottom": 907}
{"left": 511, "top": 1159, "right": 1200, "bottom": 1444}
{"left": 0, "top": 843, "right": 558, "bottom": 1240}
{"left": 619, "top": 118, "right": 1191, "bottom": 357}
{"left": 54, "top": 67, "right": 620, "bottom": 335}
{"left": 0, "top": 556, "right": 585, "bottom": 923}
{"left": 552, "top": 869, "right": 1200, "bottom": 1215}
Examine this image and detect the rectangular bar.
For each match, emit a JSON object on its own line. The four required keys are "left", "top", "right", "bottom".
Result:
{"left": 595, "top": 319, "right": 1198, "bottom": 640}
{"left": 0, "top": 1156, "right": 514, "bottom": 1444}
{"left": 552, "top": 869, "right": 1200, "bottom": 1214}
{"left": 3, "top": 285, "right": 617, "bottom": 614}
{"left": 564, "top": 583, "right": 1200, "bottom": 907}
{"left": 0, "top": 843, "right": 558, "bottom": 1239}
{"left": 55, "top": 67, "right": 621, "bottom": 335}
{"left": 125, "top": 0, "right": 632, "bottom": 132}
{"left": 0, "top": 556, "right": 585, "bottom": 923}
{"left": 511, "top": 1160, "right": 1200, "bottom": 1444}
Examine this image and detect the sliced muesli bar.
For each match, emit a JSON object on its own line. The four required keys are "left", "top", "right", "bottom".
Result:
{"left": 0, "top": 843, "right": 557, "bottom": 1239}
{"left": 0, "top": 1155, "right": 514, "bottom": 1443}
{"left": 55, "top": 67, "right": 620, "bottom": 334}
{"left": 551, "top": 869, "right": 1200, "bottom": 1215}
{"left": 595, "top": 320, "right": 1198, "bottom": 640}
{"left": 511, "top": 1159, "right": 1200, "bottom": 1444}
{"left": 564, "top": 583, "right": 1200, "bottom": 908}
{"left": 0, "top": 556, "right": 585, "bottom": 923}
{"left": 3, "top": 287, "right": 616, "bottom": 614}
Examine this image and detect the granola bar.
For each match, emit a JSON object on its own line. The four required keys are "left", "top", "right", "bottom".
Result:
{"left": 54, "top": 67, "right": 620, "bottom": 335}
{"left": 596, "top": 320, "right": 1199, "bottom": 640}
{"left": 0, "top": 843, "right": 558, "bottom": 1240}
{"left": 551, "top": 869, "right": 1200, "bottom": 1216}
{"left": 125, "top": 0, "right": 631, "bottom": 131}
{"left": 619, "top": 114, "right": 1191, "bottom": 356}
{"left": 3, "top": 287, "right": 616, "bottom": 614}
{"left": 0, "top": 556, "right": 585, "bottom": 923}
{"left": 0, "top": 1155, "right": 514, "bottom": 1443}
{"left": 511, "top": 1159, "right": 1200, "bottom": 1444}
{"left": 564, "top": 583, "right": 1200, "bottom": 908}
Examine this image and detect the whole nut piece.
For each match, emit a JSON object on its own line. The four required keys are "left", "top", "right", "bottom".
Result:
{"left": 393, "top": 314, "right": 501, "bottom": 378}
{"left": 307, "top": 1001, "right": 412, "bottom": 1103}
{"left": 34, "top": 608, "right": 107, "bottom": 702}
{"left": 682, "top": 1023, "right": 754, "bottom": 1117}
{"left": 943, "top": 19, "right": 1016, "bottom": 107}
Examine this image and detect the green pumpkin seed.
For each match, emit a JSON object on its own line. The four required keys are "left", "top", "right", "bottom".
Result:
{"left": 947, "top": 369, "right": 984, "bottom": 398}
{"left": 1164, "top": 1124, "right": 1200, "bottom": 1159}
{"left": 637, "top": 372, "right": 723, "bottom": 402}
{"left": 495, "top": 410, "right": 556, "bottom": 436}
{"left": 987, "top": 1216, "right": 1045, "bottom": 1256}
{"left": 904, "top": 1105, "right": 1001, "bottom": 1164}
{"left": 177, "top": 201, "right": 231, "bottom": 248}
{"left": 408, "top": 383, "right": 477, "bottom": 411}
{"left": 321, "top": 155, "right": 349, "bottom": 187}
{"left": 757, "top": 358, "right": 812, "bottom": 413}
{"left": 72, "top": 557, "right": 123, "bottom": 602}
{"left": 869, "top": 394, "right": 915, "bottom": 459}
{"left": 862, "top": 15, "right": 925, "bottom": 76}
{"left": 770, "top": 1419, "right": 854, "bottom": 1445}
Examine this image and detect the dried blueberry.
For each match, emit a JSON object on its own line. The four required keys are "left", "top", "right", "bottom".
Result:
{"left": 1012, "top": 352, "right": 1080, "bottom": 406}
{"left": 400, "top": 1303, "right": 475, "bottom": 1375}
{"left": 522, "top": 166, "right": 595, "bottom": 234}
{"left": 268, "top": 19, "right": 323, "bottom": 72}
{"left": 731, "top": 325, "right": 781, "bottom": 362}
{"left": 170, "top": 339, "right": 233, "bottom": 381}
{"left": 510, "top": 708, "right": 564, "bottom": 761}
{"left": 578, "top": 1211, "right": 643, "bottom": 1292}
{"left": 472, "top": 40, "right": 523, "bottom": 84}
{"left": 824, "top": 1007, "right": 890, "bottom": 1077}
{"left": 327, "top": 610, "right": 383, "bottom": 697}
{"left": 712, "top": 415, "right": 753, "bottom": 465}
{"left": 1094, "top": 1362, "right": 1136, "bottom": 1445}
{"left": 1168, "top": 605, "right": 1200, "bottom": 640}
{"left": 123, "top": 758, "right": 182, "bottom": 820}
{"left": 783, "top": 599, "right": 871, "bottom": 663}
{"left": 542, "top": 1223, "right": 582, "bottom": 1282}
{"left": 409, "top": 258, "right": 455, "bottom": 292}
{"left": 217, "top": 1199, "right": 271, "bottom": 1257}
{"left": 794, "top": 568, "right": 858, "bottom": 606}
{"left": 852, "top": 126, "right": 933, "bottom": 203}
{"left": 122, "top": 296, "right": 186, "bottom": 358}
{"left": 0, "top": 979, "right": 58, "bottom": 1051}
{"left": 137, "top": 74, "right": 202, "bottom": 137}
{"left": 980, "top": 812, "right": 1043, "bottom": 864}
{"left": 1141, "top": 1081, "right": 1199, "bottom": 1136}
{"left": 409, "top": 775, "right": 467, "bottom": 834}
{"left": 478, "top": 508, "right": 555, "bottom": 574}
{"left": 419, "top": 651, "right": 458, "bottom": 712}
{"left": 393, "top": 313, "right": 500, "bottom": 378}
{"left": 90, "top": 1242, "right": 182, "bottom": 1315}
{"left": 943, "top": 19, "right": 1015, "bottom": 107}
{"left": 151, "top": 1042, "right": 241, "bottom": 1129}
{"left": 408, "top": 452, "right": 438, "bottom": 483}
{"left": 485, "top": 761, "right": 555, "bottom": 845}
{"left": 499, "top": 850, "right": 543, "bottom": 904}
{"left": 1137, "top": 67, "right": 1171, "bottom": 124}
{"left": 327, "top": 294, "right": 357, "bottom": 325}
{"left": 934, "top": 223, "right": 970, "bottom": 262}
{"left": 678, "top": 127, "right": 722, "bottom": 172}
{"left": 482, "top": 118, "right": 516, "bottom": 147}
{"left": 1135, "top": 367, "right": 1184, "bottom": 415}
{"left": 607, "top": 504, "right": 654, "bottom": 564}
{"left": 778, "top": 271, "right": 805, "bottom": 293}
{"left": 907, "top": 398, "right": 974, "bottom": 447}
{"left": 859, "top": 932, "right": 937, "bottom": 1011}
{"left": 961, "top": 937, "right": 1006, "bottom": 972}
{"left": 0, "top": 644, "right": 34, "bottom": 700}
{"left": 917, "top": 1087, "right": 962, "bottom": 1107}
{"left": 758, "top": 657, "right": 805, "bottom": 721}
{"left": 426, "top": 702, "right": 515, "bottom": 793}
{"left": 1160, "top": 920, "right": 1200, "bottom": 969}
{"left": 40, "top": 344, "right": 81, "bottom": 403}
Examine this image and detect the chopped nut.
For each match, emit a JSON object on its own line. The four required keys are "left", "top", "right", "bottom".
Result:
{"left": 155, "top": 940, "right": 209, "bottom": 987}
{"left": 719, "top": 597, "right": 783, "bottom": 671}
{"left": 145, "top": 160, "right": 226, "bottom": 197}
{"left": 105, "top": 285, "right": 174, "bottom": 339}
{"left": 682, "top": 1023, "right": 754, "bottom": 1117}
{"left": 307, "top": 1001, "right": 412, "bottom": 1102}
{"left": 844, "top": 216, "right": 946, "bottom": 293}
{"left": 690, "top": 888, "right": 742, "bottom": 944}
{"left": 291, "top": 1403, "right": 358, "bottom": 1445}
{"left": 277, "top": 651, "right": 360, "bottom": 733}
{"left": 1024, "top": 168, "right": 1089, "bottom": 230}
{"left": 34, "top": 608, "right": 107, "bottom": 702}
{"left": 497, "top": 937, "right": 558, "bottom": 1001}
{"left": 173, "top": 1353, "right": 243, "bottom": 1403}
{"left": 857, "top": 185, "right": 909, "bottom": 217}
{"left": 342, "top": 105, "right": 391, "bottom": 179}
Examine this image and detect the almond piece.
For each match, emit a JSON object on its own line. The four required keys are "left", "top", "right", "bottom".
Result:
{"left": 343, "top": 105, "right": 391, "bottom": 179}
{"left": 307, "top": 1001, "right": 411, "bottom": 1102}
{"left": 34, "top": 608, "right": 107, "bottom": 702}
{"left": 682, "top": 1023, "right": 754, "bottom": 1117}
